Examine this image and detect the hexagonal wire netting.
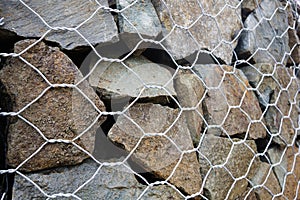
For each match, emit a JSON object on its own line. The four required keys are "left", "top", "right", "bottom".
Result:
{"left": 0, "top": 0, "right": 300, "bottom": 199}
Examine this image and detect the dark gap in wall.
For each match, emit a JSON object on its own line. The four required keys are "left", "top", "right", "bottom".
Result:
{"left": 92, "top": 95, "right": 129, "bottom": 162}
{"left": 255, "top": 137, "right": 272, "bottom": 163}
{"left": 0, "top": 81, "right": 14, "bottom": 200}
{"left": 142, "top": 47, "right": 178, "bottom": 70}
{"left": 134, "top": 96, "right": 179, "bottom": 109}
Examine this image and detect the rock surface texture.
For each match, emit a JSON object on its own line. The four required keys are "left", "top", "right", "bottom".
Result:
{"left": 0, "top": 0, "right": 299, "bottom": 199}
{"left": 174, "top": 70, "right": 205, "bottom": 146}
{"left": 0, "top": 0, "right": 118, "bottom": 50}
{"left": 89, "top": 56, "right": 176, "bottom": 100}
{"left": 108, "top": 103, "right": 202, "bottom": 196}
{"left": 199, "top": 134, "right": 258, "bottom": 200}
{"left": 151, "top": 0, "right": 241, "bottom": 63}
{"left": 193, "top": 64, "right": 265, "bottom": 139}
{"left": 0, "top": 39, "right": 106, "bottom": 172}
{"left": 236, "top": 0, "right": 290, "bottom": 64}
{"left": 13, "top": 159, "right": 183, "bottom": 199}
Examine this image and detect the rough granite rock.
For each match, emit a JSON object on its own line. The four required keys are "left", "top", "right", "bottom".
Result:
{"left": 250, "top": 161, "right": 282, "bottom": 199}
{"left": 13, "top": 159, "right": 184, "bottom": 199}
{"left": 117, "top": 0, "right": 161, "bottom": 51}
{"left": 236, "top": 0, "right": 290, "bottom": 64}
{"left": 287, "top": 3, "right": 300, "bottom": 65}
{"left": 89, "top": 56, "right": 176, "bottom": 100}
{"left": 108, "top": 103, "right": 202, "bottom": 195}
{"left": 174, "top": 70, "right": 205, "bottom": 146}
{"left": 199, "top": 134, "right": 258, "bottom": 200}
{"left": 267, "top": 147, "right": 287, "bottom": 188}
{"left": 284, "top": 145, "right": 300, "bottom": 199}
{"left": 241, "top": 64, "right": 299, "bottom": 146}
{"left": 0, "top": 39, "right": 106, "bottom": 172}
{"left": 193, "top": 64, "right": 265, "bottom": 139}
{"left": 0, "top": 0, "right": 118, "bottom": 50}
{"left": 151, "top": 0, "right": 241, "bottom": 64}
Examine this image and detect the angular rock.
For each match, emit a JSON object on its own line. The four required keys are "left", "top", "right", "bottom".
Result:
{"left": 151, "top": 0, "right": 241, "bottom": 64}
{"left": 240, "top": 63, "right": 299, "bottom": 146}
{"left": 250, "top": 161, "right": 282, "bottom": 199}
{"left": 236, "top": 0, "right": 290, "bottom": 64}
{"left": 0, "top": 0, "right": 118, "bottom": 50}
{"left": 0, "top": 39, "right": 106, "bottom": 172}
{"left": 241, "top": 0, "right": 262, "bottom": 20}
{"left": 193, "top": 64, "right": 265, "bottom": 139}
{"left": 89, "top": 56, "right": 176, "bottom": 100}
{"left": 117, "top": 0, "right": 161, "bottom": 51}
{"left": 267, "top": 145, "right": 300, "bottom": 199}
{"left": 108, "top": 103, "right": 202, "bottom": 195}
{"left": 174, "top": 70, "right": 205, "bottom": 146}
{"left": 287, "top": 3, "right": 300, "bottom": 65}
{"left": 13, "top": 159, "right": 183, "bottom": 199}
{"left": 199, "top": 134, "right": 258, "bottom": 200}
{"left": 267, "top": 147, "right": 287, "bottom": 188}
{"left": 283, "top": 145, "right": 300, "bottom": 199}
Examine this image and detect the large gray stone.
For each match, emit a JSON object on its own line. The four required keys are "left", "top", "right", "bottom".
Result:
{"left": 193, "top": 64, "right": 265, "bottom": 139}
{"left": 236, "top": 0, "right": 290, "bottom": 64}
{"left": 117, "top": 0, "right": 161, "bottom": 51}
{"left": 0, "top": 39, "right": 106, "bottom": 172}
{"left": 174, "top": 70, "right": 205, "bottom": 146}
{"left": 250, "top": 161, "right": 282, "bottom": 200}
{"left": 108, "top": 103, "right": 202, "bottom": 195}
{"left": 13, "top": 159, "right": 183, "bottom": 199}
{"left": 199, "top": 134, "right": 258, "bottom": 200}
{"left": 151, "top": 0, "right": 241, "bottom": 64}
{"left": 0, "top": 0, "right": 118, "bottom": 50}
{"left": 89, "top": 56, "right": 176, "bottom": 100}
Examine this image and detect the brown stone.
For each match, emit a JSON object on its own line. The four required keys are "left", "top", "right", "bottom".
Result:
{"left": 193, "top": 64, "right": 265, "bottom": 139}
{"left": 151, "top": 0, "right": 241, "bottom": 64}
{"left": 241, "top": 0, "right": 262, "bottom": 19}
{"left": 0, "top": 39, "right": 106, "bottom": 172}
{"left": 240, "top": 64, "right": 299, "bottom": 146}
{"left": 108, "top": 103, "right": 202, "bottom": 195}
{"left": 174, "top": 70, "right": 205, "bottom": 146}
{"left": 199, "top": 134, "right": 258, "bottom": 200}
{"left": 283, "top": 146, "right": 300, "bottom": 199}
{"left": 287, "top": 3, "right": 300, "bottom": 65}
{"left": 251, "top": 161, "right": 282, "bottom": 199}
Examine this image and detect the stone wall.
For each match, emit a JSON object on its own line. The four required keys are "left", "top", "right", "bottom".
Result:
{"left": 0, "top": 0, "right": 299, "bottom": 199}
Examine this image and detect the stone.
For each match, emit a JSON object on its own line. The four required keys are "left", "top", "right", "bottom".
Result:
{"left": 89, "top": 56, "right": 176, "bottom": 100}
{"left": 267, "top": 147, "right": 287, "bottom": 188}
{"left": 151, "top": 0, "right": 241, "bottom": 64}
{"left": 117, "top": 0, "right": 161, "bottom": 51}
{"left": 266, "top": 145, "right": 300, "bottom": 199}
{"left": 283, "top": 145, "right": 300, "bottom": 199}
{"left": 241, "top": 0, "right": 262, "bottom": 20}
{"left": 198, "top": 134, "right": 258, "bottom": 200}
{"left": 12, "top": 159, "right": 183, "bottom": 199}
{"left": 108, "top": 103, "right": 202, "bottom": 195}
{"left": 287, "top": 3, "right": 300, "bottom": 65}
{"left": 193, "top": 64, "right": 265, "bottom": 139}
{"left": 0, "top": 39, "right": 106, "bottom": 172}
{"left": 174, "top": 70, "right": 205, "bottom": 146}
{"left": 0, "top": 0, "right": 118, "bottom": 50}
{"left": 240, "top": 64, "right": 299, "bottom": 146}
{"left": 250, "top": 161, "right": 282, "bottom": 199}
{"left": 236, "top": 0, "right": 290, "bottom": 64}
